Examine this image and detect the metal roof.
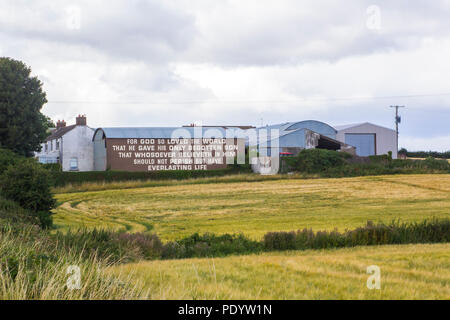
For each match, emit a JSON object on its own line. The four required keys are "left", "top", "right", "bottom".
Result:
{"left": 95, "top": 127, "right": 246, "bottom": 139}
{"left": 334, "top": 122, "right": 396, "bottom": 132}
{"left": 258, "top": 120, "right": 337, "bottom": 134}
{"left": 333, "top": 123, "right": 365, "bottom": 131}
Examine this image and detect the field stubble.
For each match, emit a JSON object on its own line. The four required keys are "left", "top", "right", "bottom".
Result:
{"left": 54, "top": 174, "right": 450, "bottom": 241}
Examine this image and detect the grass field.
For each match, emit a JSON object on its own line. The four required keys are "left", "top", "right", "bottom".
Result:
{"left": 53, "top": 174, "right": 450, "bottom": 241}
{"left": 110, "top": 243, "right": 450, "bottom": 299}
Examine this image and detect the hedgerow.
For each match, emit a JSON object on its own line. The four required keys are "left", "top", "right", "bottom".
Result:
{"left": 282, "top": 149, "right": 450, "bottom": 177}
{"left": 49, "top": 166, "right": 252, "bottom": 187}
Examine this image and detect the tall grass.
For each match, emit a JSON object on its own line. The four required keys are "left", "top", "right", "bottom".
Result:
{"left": 0, "top": 224, "right": 148, "bottom": 299}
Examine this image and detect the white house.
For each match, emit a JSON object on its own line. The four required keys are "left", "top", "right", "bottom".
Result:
{"left": 35, "top": 115, "right": 95, "bottom": 171}
{"left": 335, "top": 122, "right": 398, "bottom": 159}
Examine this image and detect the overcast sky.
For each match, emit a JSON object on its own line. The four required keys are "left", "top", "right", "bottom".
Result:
{"left": 1, "top": 0, "right": 449, "bottom": 151}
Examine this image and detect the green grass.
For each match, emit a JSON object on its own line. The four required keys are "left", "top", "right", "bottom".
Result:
{"left": 54, "top": 174, "right": 450, "bottom": 241}
{"left": 110, "top": 243, "right": 450, "bottom": 299}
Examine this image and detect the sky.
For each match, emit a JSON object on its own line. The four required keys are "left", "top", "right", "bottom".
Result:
{"left": 1, "top": 0, "right": 449, "bottom": 151}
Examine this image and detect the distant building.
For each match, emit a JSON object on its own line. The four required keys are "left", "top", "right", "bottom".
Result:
{"left": 35, "top": 115, "right": 95, "bottom": 171}
{"left": 252, "top": 120, "right": 355, "bottom": 157}
{"left": 92, "top": 127, "right": 245, "bottom": 172}
{"left": 335, "top": 122, "right": 397, "bottom": 158}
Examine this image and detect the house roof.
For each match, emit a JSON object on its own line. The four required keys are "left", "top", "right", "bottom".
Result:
{"left": 45, "top": 125, "right": 76, "bottom": 141}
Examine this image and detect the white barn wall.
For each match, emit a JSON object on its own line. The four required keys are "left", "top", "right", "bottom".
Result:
{"left": 61, "top": 126, "right": 95, "bottom": 171}
{"left": 336, "top": 123, "right": 398, "bottom": 159}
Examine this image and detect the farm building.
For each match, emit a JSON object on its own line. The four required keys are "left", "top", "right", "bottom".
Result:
{"left": 35, "top": 115, "right": 95, "bottom": 171}
{"left": 335, "top": 122, "right": 397, "bottom": 158}
{"left": 251, "top": 120, "right": 355, "bottom": 157}
{"left": 92, "top": 127, "right": 245, "bottom": 171}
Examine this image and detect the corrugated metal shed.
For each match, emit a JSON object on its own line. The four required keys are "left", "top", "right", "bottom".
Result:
{"left": 335, "top": 122, "right": 397, "bottom": 158}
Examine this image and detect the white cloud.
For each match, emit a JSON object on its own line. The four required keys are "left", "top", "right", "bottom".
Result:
{"left": 0, "top": 0, "right": 449, "bottom": 149}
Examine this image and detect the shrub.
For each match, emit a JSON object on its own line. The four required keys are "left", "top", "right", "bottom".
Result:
{"left": 263, "top": 219, "right": 450, "bottom": 251}
{"left": 285, "top": 149, "right": 348, "bottom": 173}
{"left": 421, "top": 157, "right": 450, "bottom": 170}
{"left": 41, "top": 163, "right": 62, "bottom": 172}
{"left": 0, "top": 196, "right": 40, "bottom": 226}
{"left": 114, "top": 232, "right": 163, "bottom": 260}
{"left": 0, "top": 148, "right": 21, "bottom": 175}
{"left": 0, "top": 159, "right": 56, "bottom": 228}
{"left": 162, "top": 233, "right": 262, "bottom": 259}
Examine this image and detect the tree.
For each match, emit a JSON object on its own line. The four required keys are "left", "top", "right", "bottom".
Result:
{"left": 0, "top": 159, "right": 56, "bottom": 228}
{"left": 0, "top": 57, "right": 48, "bottom": 156}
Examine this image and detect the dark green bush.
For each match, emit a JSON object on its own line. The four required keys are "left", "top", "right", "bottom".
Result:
{"left": 0, "top": 159, "right": 56, "bottom": 228}
{"left": 421, "top": 157, "right": 450, "bottom": 170}
{"left": 0, "top": 196, "right": 40, "bottom": 226}
{"left": 263, "top": 219, "right": 450, "bottom": 251}
{"left": 284, "top": 148, "right": 449, "bottom": 177}
{"left": 0, "top": 148, "right": 22, "bottom": 175}
{"left": 284, "top": 149, "right": 349, "bottom": 173}
{"left": 41, "top": 163, "right": 62, "bottom": 172}
{"left": 162, "top": 233, "right": 262, "bottom": 259}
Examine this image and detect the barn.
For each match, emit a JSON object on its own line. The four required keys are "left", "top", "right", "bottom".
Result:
{"left": 252, "top": 120, "right": 355, "bottom": 157}
{"left": 335, "top": 122, "right": 397, "bottom": 158}
{"left": 92, "top": 127, "right": 245, "bottom": 172}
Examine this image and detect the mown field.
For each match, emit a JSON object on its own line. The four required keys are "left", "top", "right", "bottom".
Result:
{"left": 54, "top": 174, "right": 450, "bottom": 241}
{"left": 110, "top": 243, "right": 450, "bottom": 299}
{"left": 50, "top": 173, "right": 450, "bottom": 299}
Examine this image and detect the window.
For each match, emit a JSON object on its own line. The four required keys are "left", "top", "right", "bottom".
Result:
{"left": 49, "top": 141, "right": 52, "bottom": 151}
{"left": 70, "top": 158, "right": 78, "bottom": 171}
{"left": 45, "top": 143, "right": 48, "bottom": 152}
{"left": 56, "top": 140, "right": 60, "bottom": 150}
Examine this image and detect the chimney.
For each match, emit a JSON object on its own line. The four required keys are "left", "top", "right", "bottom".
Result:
{"left": 76, "top": 114, "right": 87, "bottom": 126}
{"left": 56, "top": 120, "right": 66, "bottom": 130}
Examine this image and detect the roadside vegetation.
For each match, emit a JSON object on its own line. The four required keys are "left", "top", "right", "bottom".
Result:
{"left": 0, "top": 223, "right": 148, "bottom": 299}
{"left": 0, "top": 148, "right": 148, "bottom": 299}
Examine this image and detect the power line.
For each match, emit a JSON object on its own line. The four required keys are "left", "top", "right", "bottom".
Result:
{"left": 46, "top": 92, "right": 450, "bottom": 105}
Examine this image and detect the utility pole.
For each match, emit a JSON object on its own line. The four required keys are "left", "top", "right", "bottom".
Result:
{"left": 390, "top": 105, "right": 405, "bottom": 153}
